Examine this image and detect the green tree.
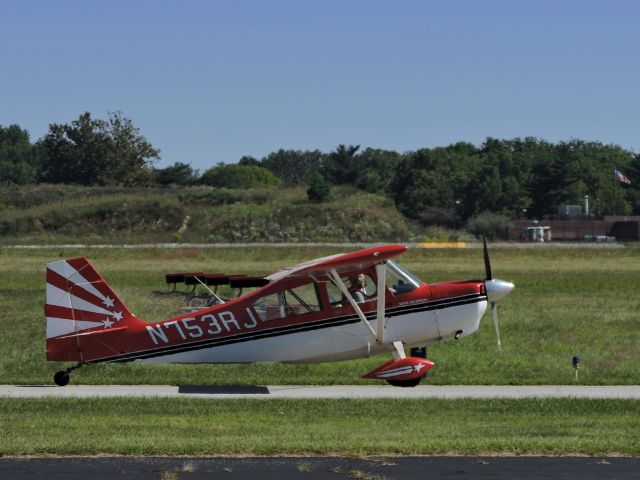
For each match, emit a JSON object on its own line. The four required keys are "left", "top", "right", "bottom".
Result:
{"left": 527, "top": 140, "right": 634, "bottom": 217}
{"left": 322, "top": 144, "right": 361, "bottom": 184}
{"left": 390, "top": 143, "right": 480, "bottom": 222}
{"left": 353, "top": 148, "right": 402, "bottom": 193}
{"left": 573, "top": 141, "right": 633, "bottom": 215}
{"left": 0, "top": 124, "right": 42, "bottom": 184}
{"left": 306, "top": 172, "right": 331, "bottom": 202}
{"left": 626, "top": 154, "right": 640, "bottom": 214}
{"left": 106, "top": 112, "right": 160, "bottom": 185}
{"left": 467, "top": 138, "right": 533, "bottom": 217}
{"left": 238, "top": 155, "right": 260, "bottom": 166}
{"left": 40, "top": 112, "right": 159, "bottom": 185}
{"left": 261, "top": 149, "right": 324, "bottom": 185}
{"left": 200, "top": 163, "right": 280, "bottom": 188}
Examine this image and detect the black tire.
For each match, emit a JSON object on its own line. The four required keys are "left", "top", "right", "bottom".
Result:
{"left": 53, "top": 371, "right": 70, "bottom": 387}
{"left": 387, "top": 375, "right": 424, "bottom": 388}
{"left": 410, "top": 346, "right": 427, "bottom": 359}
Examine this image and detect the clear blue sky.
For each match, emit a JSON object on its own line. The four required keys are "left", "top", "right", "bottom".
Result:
{"left": 1, "top": 0, "right": 639, "bottom": 170}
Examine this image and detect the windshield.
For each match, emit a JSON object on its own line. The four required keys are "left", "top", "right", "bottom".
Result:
{"left": 386, "top": 260, "right": 423, "bottom": 295}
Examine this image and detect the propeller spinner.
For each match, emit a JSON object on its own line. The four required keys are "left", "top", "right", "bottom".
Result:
{"left": 482, "top": 235, "right": 514, "bottom": 350}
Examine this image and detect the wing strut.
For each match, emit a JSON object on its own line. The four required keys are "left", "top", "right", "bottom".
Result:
{"left": 375, "top": 262, "right": 386, "bottom": 344}
{"left": 329, "top": 269, "right": 377, "bottom": 341}
{"left": 329, "top": 263, "right": 389, "bottom": 344}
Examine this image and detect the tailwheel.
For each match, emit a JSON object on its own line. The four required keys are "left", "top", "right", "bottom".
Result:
{"left": 53, "top": 371, "right": 70, "bottom": 387}
{"left": 386, "top": 375, "right": 424, "bottom": 388}
{"left": 53, "top": 363, "right": 82, "bottom": 386}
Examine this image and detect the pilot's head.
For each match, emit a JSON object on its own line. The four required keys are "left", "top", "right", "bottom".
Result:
{"left": 350, "top": 274, "right": 366, "bottom": 289}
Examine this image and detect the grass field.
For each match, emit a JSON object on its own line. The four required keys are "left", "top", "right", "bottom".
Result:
{"left": 1, "top": 244, "right": 639, "bottom": 386}
{"left": 1, "top": 398, "right": 638, "bottom": 455}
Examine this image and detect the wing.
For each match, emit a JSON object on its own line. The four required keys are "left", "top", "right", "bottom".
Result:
{"left": 266, "top": 244, "right": 407, "bottom": 281}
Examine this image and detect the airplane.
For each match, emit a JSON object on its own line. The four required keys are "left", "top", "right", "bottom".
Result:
{"left": 45, "top": 239, "right": 514, "bottom": 387}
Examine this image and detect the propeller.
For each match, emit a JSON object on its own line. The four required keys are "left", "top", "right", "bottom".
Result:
{"left": 482, "top": 235, "right": 513, "bottom": 350}
{"left": 490, "top": 299, "right": 501, "bottom": 351}
{"left": 483, "top": 234, "right": 493, "bottom": 281}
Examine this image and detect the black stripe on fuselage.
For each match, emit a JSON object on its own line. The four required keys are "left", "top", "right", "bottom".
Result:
{"left": 92, "top": 293, "right": 487, "bottom": 364}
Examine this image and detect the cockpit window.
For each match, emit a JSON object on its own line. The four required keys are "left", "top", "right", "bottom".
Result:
{"left": 385, "top": 260, "right": 422, "bottom": 295}
{"left": 252, "top": 282, "right": 321, "bottom": 322}
{"left": 327, "top": 273, "right": 377, "bottom": 306}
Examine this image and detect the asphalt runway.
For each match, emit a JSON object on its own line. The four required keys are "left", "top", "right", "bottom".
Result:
{"left": 2, "top": 385, "right": 640, "bottom": 399}
{"left": 2, "top": 456, "right": 639, "bottom": 480}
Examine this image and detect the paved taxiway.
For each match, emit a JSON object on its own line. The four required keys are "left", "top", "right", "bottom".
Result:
{"left": 2, "top": 456, "right": 640, "bottom": 480}
{"left": 2, "top": 385, "right": 640, "bottom": 399}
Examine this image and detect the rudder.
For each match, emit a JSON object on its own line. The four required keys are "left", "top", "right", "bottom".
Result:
{"left": 45, "top": 257, "right": 141, "bottom": 362}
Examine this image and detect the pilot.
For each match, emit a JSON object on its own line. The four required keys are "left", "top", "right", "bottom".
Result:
{"left": 348, "top": 274, "right": 367, "bottom": 303}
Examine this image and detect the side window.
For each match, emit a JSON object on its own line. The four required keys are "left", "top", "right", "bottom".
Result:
{"left": 327, "top": 274, "right": 377, "bottom": 306}
{"left": 327, "top": 282, "right": 342, "bottom": 304}
{"left": 252, "top": 292, "right": 284, "bottom": 322}
{"left": 252, "top": 283, "right": 321, "bottom": 322}
{"left": 283, "top": 283, "right": 321, "bottom": 316}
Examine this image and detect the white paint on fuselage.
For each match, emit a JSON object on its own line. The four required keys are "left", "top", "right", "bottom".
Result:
{"left": 141, "top": 300, "right": 488, "bottom": 365}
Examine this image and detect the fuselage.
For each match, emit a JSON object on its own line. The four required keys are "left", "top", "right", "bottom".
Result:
{"left": 137, "top": 279, "right": 488, "bottom": 365}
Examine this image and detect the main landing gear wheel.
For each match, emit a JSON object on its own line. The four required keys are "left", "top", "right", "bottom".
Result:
{"left": 53, "top": 371, "right": 70, "bottom": 387}
{"left": 386, "top": 375, "right": 425, "bottom": 388}
{"left": 410, "top": 346, "right": 427, "bottom": 359}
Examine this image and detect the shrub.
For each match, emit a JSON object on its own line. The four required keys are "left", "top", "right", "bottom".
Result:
{"left": 200, "top": 164, "right": 280, "bottom": 189}
{"left": 416, "top": 207, "right": 458, "bottom": 228}
{"left": 0, "top": 194, "right": 185, "bottom": 236}
{"left": 155, "top": 162, "right": 198, "bottom": 185}
{"left": 418, "top": 226, "right": 476, "bottom": 243}
{"left": 465, "top": 212, "right": 511, "bottom": 240}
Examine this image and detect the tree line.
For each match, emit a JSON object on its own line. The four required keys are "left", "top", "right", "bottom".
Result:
{"left": 2, "top": 112, "right": 639, "bottom": 223}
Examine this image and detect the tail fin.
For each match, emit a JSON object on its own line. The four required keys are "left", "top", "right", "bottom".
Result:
{"left": 45, "top": 257, "right": 141, "bottom": 362}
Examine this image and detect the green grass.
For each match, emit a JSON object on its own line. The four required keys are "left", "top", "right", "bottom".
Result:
{"left": 1, "top": 398, "right": 638, "bottom": 455}
{"left": 1, "top": 245, "right": 639, "bottom": 386}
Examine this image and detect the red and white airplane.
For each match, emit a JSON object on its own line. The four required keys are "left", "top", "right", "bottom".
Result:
{"left": 45, "top": 240, "right": 514, "bottom": 387}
